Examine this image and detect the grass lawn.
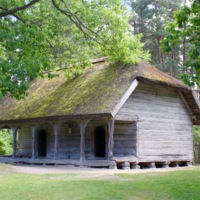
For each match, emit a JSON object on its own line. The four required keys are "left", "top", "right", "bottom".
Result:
{"left": 0, "top": 164, "right": 200, "bottom": 200}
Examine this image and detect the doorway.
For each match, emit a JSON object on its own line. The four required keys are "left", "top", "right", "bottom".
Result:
{"left": 38, "top": 130, "right": 47, "bottom": 157}
{"left": 95, "top": 126, "right": 106, "bottom": 158}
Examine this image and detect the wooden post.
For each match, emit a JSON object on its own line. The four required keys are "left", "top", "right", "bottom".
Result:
{"left": 31, "top": 126, "right": 37, "bottom": 159}
{"left": 108, "top": 118, "right": 114, "bottom": 160}
{"left": 11, "top": 127, "right": 18, "bottom": 158}
{"left": 53, "top": 123, "right": 62, "bottom": 159}
{"left": 78, "top": 120, "right": 90, "bottom": 162}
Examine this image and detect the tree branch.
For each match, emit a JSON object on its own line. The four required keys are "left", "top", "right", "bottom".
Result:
{"left": 0, "top": 0, "right": 40, "bottom": 18}
{"left": 51, "top": 0, "right": 111, "bottom": 50}
{"left": 0, "top": 6, "right": 26, "bottom": 23}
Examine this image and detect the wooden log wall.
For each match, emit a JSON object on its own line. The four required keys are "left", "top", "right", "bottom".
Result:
{"left": 18, "top": 126, "right": 32, "bottom": 157}
{"left": 116, "top": 82, "right": 193, "bottom": 162}
{"left": 113, "top": 123, "right": 136, "bottom": 157}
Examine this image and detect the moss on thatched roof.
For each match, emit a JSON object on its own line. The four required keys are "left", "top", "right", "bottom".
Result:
{"left": 0, "top": 60, "right": 192, "bottom": 123}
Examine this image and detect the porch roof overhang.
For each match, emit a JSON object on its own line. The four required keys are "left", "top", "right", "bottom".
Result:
{"left": 0, "top": 113, "right": 112, "bottom": 127}
{"left": 180, "top": 90, "right": 200, "bottom": 125}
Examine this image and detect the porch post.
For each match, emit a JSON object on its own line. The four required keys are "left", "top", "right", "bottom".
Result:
{"left": 78, "top": 120, "right": 90, "bottom": 162}
{"left": 11, "top": 127, "right": 18, "bottom": 158}
{"left": 108, "top": 118, "right": 114, "bottom": 160}
{"left": 53, "top": 123, "right": 62, "bottom": 159}
{"left": 31, "top": 126, "right": 37, "bottom": 159}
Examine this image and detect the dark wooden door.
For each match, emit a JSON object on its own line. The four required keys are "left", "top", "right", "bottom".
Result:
{"left": 95, "top": 126, "right": 106, "bottom": 157}
{"left": 38, "top": 130, "right": 47, "bottom": 157}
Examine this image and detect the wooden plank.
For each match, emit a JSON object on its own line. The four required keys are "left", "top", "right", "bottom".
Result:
{"left": 114, "top": 114, "right": 139, "bottom": 121}
{"left": 118, "top": 102, "right": 190, "bottom": 116}
{"left": 114, "top": 141, "right": 136, "bottom": 148}
{"left": 137, "top": 148, "right": 193, "bottom": 155}
{"left": 113, "top": 149, "right": 136, "bottom": 155}
{"left": 111, "top": 79, "right": 139, "bottom": 117}
{"left": 137, "top": 121, "right": 192, "bottom": 131}
{"left": 138, "top": 156, "right": 193, "bottom": 163}
{"left": 192, "top": 91, "right": 200, "bottom": 109}
{"left": 113, "top": 156, "right": 138, "bottom": 162}
{"left": 178, "top": 90, "right": 194, "bottom": 116}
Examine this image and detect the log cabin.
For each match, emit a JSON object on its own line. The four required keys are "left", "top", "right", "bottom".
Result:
{"left": 0, "top": 58, "right": 200, "bottom": 169}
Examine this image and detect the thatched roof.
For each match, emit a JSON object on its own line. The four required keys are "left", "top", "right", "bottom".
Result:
{"left": 0, "top": 59, "right": 199, "bottom": 124}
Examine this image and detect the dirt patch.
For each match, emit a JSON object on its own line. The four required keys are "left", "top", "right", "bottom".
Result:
{"left": 2, "top": 164, "right": 195, "bottom": 180}
{"left": 0, "top": 163, "right": 15, "bottom": 175}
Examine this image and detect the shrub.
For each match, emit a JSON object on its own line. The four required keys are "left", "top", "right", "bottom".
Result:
{"left": 0, "top": 129, "right": 13, "bottom": 155}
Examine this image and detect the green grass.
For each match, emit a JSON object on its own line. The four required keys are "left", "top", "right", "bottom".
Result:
{"left": 0, "top": 164, "right": 200, "bottom": 200}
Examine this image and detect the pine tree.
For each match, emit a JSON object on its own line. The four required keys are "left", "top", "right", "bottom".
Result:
{"left": 129, "top": 0, "right": 183, "bottom": 77}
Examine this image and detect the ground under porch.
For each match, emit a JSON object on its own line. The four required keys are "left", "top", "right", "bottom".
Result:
{"left": 0, "top": 156, "right": 192, "bottom": 170}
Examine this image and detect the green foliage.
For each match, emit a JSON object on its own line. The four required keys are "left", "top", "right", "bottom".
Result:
{"left": 162, "top": 0, "right": 200, "bottom": 87}
{"left": 0, "top": 0, "right": 149, "bottom": 99}
{"left": 193, "top": 125, "right": 200, "bottom": 145}
{"left": 193, "top": 126, "right": 200, "bottom": 164}
{"left": 0, "top": 129, "right": 12, "bottom": 155}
